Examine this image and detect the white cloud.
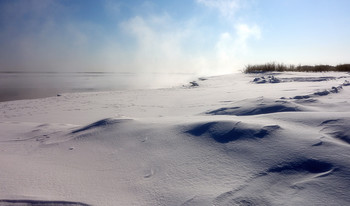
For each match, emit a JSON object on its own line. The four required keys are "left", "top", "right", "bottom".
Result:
{"left": 118, "top": 14, "right": 261, "bottom": 74}
{"left": 120, "top": 15, "right": 191, "bottom": 72}
{"left": 195, "top": 0, "right": 262, "bottom": 73}
{"left": 119, "top": 14, "right": 242, "bottom": 75}
{"left": 104, "top": 0, "right": 122, "bottom": 15}
{"left": 214, "top": 32, "right": 237, "bottom": 71}
{"left": 196, "top": 0, "right": 241, "bottom": 20}
{"left": 235, "top": 23, "right": 261, "bottom": 50}
{"left": 0, "top": 0, "right": 261, "bottom": 75}
{"left": 213, "top": 23, "right": 261, "bottom": 73}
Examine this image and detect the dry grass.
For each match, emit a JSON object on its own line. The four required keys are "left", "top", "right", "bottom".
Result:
{"left": 243, "top": 63, "right": 350, "bottom": 73}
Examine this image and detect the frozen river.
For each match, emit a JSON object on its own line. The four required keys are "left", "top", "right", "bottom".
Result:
{"left": 0, "top": 72, "right": 196, "bottom": 102}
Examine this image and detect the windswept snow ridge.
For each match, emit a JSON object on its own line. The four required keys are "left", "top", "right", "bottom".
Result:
{"left": 1, "top": 72, "right": 350, "bottom": 205}
{"left": 320, "top": 118, "right": 350, "bottom": 144}
{"left": 71, "top": 118, "right": 132, "bottom": 134}
{"left": 186, "top": 121, "right": 280, "bottom": 143}
{"left": 206, "top": 98, "right": 303, "bottom": 116}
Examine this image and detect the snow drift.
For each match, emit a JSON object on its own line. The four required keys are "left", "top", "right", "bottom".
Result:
{"left": 0, "top": 72, "right": 350, "bottom": 205}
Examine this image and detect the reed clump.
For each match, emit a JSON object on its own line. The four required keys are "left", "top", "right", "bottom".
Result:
{"left": 244, "top": 63, "right": 350, "bottom": 73}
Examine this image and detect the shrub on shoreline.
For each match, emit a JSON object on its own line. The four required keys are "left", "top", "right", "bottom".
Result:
{"left": 243, "top": 63, "right": 350, "bottom": 73}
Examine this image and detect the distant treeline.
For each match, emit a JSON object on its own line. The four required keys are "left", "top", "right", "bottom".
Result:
{"left": 244, "top": 63, "right": 350, "bottom": 73}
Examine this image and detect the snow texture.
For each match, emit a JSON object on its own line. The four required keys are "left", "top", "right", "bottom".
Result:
{"left": 1, "top": 72, "right": 350, "bottom": 205}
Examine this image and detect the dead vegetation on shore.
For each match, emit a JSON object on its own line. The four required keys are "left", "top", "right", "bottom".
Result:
{"left": 244, "top": 63, "right": 350, "bottom": 73}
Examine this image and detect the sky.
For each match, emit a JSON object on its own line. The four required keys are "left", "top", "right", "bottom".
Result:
{"left": 0, "top": 0, "right": 349, "bottom": 75}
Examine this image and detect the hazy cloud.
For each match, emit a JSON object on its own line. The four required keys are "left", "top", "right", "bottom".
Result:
{"left": 195, "top": 0, "right": 261, "bottom": 73}
{"left": 0, "top": 0, "right": 261, "bottom": 74}
{"left": 213, "top": 23, "right": 260, "bottom": 72}
{"left": 104, "top": 0, "right": 122, "bottom": 15}
{"left": 235, "top": 23, "right": 261, "bottom": 50}
{"left": 196, "top": 0, "right": 240, "bottom": 20}
{"left": 0, "top": 0, "right": 110, "bottom": 71}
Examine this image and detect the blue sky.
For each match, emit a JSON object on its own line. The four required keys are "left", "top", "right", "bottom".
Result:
{"left": 0, "top": 0, "right": 349, "bottom": 74}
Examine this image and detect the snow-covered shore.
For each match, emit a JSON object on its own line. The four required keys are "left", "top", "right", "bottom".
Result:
{"left": 1, "top": 72, "right": 350, "bottom": 206}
